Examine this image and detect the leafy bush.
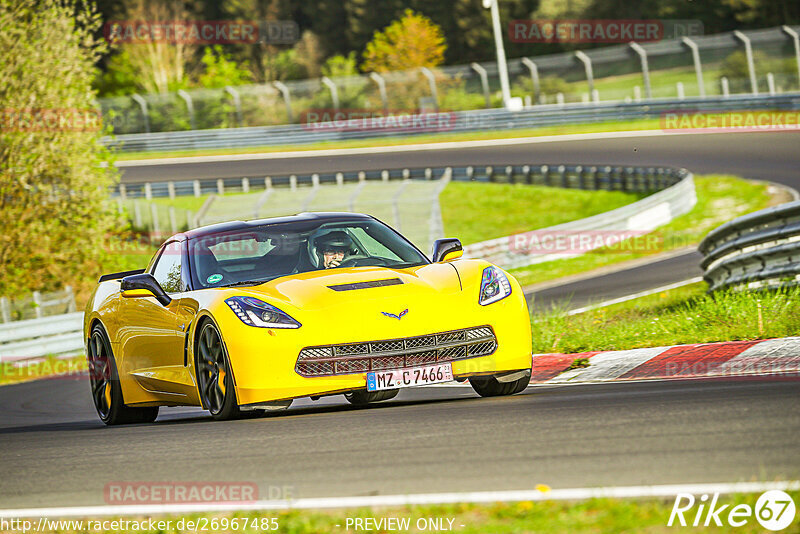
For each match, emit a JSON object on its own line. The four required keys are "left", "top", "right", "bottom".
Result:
{"left": 0, "top": 0, "right": 119, "bottom": 296}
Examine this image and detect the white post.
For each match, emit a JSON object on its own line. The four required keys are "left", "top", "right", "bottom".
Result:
{"left": 470, "top": 62, "right": 492, "bottom": 108}
{"left": 733, "top": 30, "right": 758, "bottom": 95}
{"left": 169, "top": 206, "right": 177, "bottom": 233}
{"left": 419, "top": 67, "right": 439, "bottom": 113}
{"left": 290, "top": 175, "right": 297, "bottom": 191}
{"left": 216, "top": 179, "right": 225, "bottom": 195}
{"left": 629, "top": 42, "right": 651, "bottom": 100}
{"left": 556, "top": 92, "right": 565, "bottom": 106}
{"left": 193, "top": 180, "right": 201, "bottom": 197}
{"left": 767, "top": 73, "right": 776, "bottom": 95}
{"left": 369, "top": 72, "right": 389, "bottom": 114}
{"left": 177, "top": 89, "right": 196, "bottom": 130}
{"left": 144, "top": 182, "right": 152, "bottom": 201}
{"left": 224, "top": 86, "right": 243, "bottom": 126}
{"left": 242, "top": 177, "right": 250, "bottom": 193}
{"left": 677, "top": 82, "right": 685, "bottom": 100}
{"left": 150, "top": 203, "right": 160, "bottom": 234}
{"left": 336, "top": 172, "right": 344, "bottom": 187}
{"left": 681, "top": 36, "right": 706, "bottom": 97}
{"left": 0, "top": 296, "right": 10, "bottom": 323}
{"left": 591, "top": 89, "right": 600, "bottom": 103}
{"left": 574, "top": 50, "right": 595, "bottom": 95}
{"left": 119, "top": 183, "right": 127, "bottom": 200}
{"left": 133, "top": 200, "right": 142, "bottom": 227}
{"left": 521, "top": 57, "right": 541, "bottom": 105}
{"left": 32, "top": 291, "right": 43, "bottom": 319}
{"left": 633, "top": 85, "right": 642, "bottom": 102}
{"left": 721, "top": 77, "right": 730, "bottom": 97}
{"left": 167, "top": 181, "right": 176, "bottom": 200}
{"left": 321, "top": 76, "right": 340, "bottom": 111}
{"left": 782, "top": 26, "right": 800, "bottom": 89}
{"left": 483, "top": 0, "right": 512, "bottom": 107}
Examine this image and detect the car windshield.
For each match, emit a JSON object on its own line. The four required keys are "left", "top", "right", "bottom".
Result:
{"left": 188, "top": 218, "right": 429, "bottom": 289}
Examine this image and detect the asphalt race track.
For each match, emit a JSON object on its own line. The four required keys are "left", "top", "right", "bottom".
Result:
{"left": 0, "top": 376, "right": 798, "bottom": 508}
{"left": 119, "top": 131, "right": 800, "bottom": 190}
{"left": 1, "top": 131, "right": 799, "bottom": 511}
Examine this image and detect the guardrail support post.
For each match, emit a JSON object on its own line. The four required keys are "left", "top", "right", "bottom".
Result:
{"left": 733, "top": 30, "right": 758, "bottom": 95}
{"left": 369, "top": 72, "right": 389, "bottom": 114}
{"left": 167, "top": 181, "right": 176, "bottom": 200}
{"left": 470, "top": 62, "right": 492, "bottom": 109}
{"left": 119, "top": 184, "right": 127, "bottom": 200}
{"left": 681, "top": 36, "right": 705, "bottom": 97}
{"left": 144, "top": 182, "right": 152, "bottom": 201}
{"left": 0, "top": 296, "right": 9, "bottom": 323}
{"left": 321, "top": 76, "right": 340, "bottom": 111}
{"left": 193, "top": 180, "right": 201, "bottom": 197}
{"left": 242, "top": 177, "right": 250, "bottom": 193}
{"left": 521, "top": 58, "right": 541, "bottom": 104}
{"left": 169, "top": 207, "right": 177, "bottom": 233}
{"left": 131, "top": 94, "right": 150, "bottom": 134}
{"left": 782, "top": 26, "right": 800, "bottom": 89}
{"left": 133, "top": 200, "right": 142, "bottom": 228}
{"left": 677, "top": 82, "right": 685, "bottom": 100}
{"left": 629, "top": 42, "right": 651, "bottom": 100}
{"left": 574, "top": 51, "right": 595, "bottom": 95}
{"left": 217, "top": 179, "right": 225, "bottom": 195}
{"left": 224, "top": 86, "right": 243, "bottom": 127}
{"left": 767, "top": 73, "right": 776, "bottom": 95}
{"left": 721, "top": 77, "right": 730, "bottom": 97}
{"left": 32, "top": 291, "right": 43, "bottom": 319}
{"left": 419, "top": 67, "right": 439, "bottom": 113}
{"left": 177, "top": 89, "right": 197, "bottom": 130}
{"left": 273, "top": 81, "right": 293, "bottom": 123}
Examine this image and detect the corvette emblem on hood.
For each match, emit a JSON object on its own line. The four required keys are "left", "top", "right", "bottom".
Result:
{"left": 381, "top": 309, "right": 409, "bottom": 320}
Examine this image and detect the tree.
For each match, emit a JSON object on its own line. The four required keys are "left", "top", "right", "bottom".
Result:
{"left": 0, "top": 0, "right": 119, "bottom": 296}
{"left": 362, "top": 9, "right": 447, "bottom": 72}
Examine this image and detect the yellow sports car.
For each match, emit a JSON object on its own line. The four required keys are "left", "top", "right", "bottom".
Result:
{"left": 84, "top": 213, "right": 532, "bottom": 424}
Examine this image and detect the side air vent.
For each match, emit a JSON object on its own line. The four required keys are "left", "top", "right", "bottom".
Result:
{"left": 327, "top": 278, "right": 403, "bottom": 291}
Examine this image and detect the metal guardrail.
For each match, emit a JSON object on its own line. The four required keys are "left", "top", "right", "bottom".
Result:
{"left": 105, "top": 92, "right": 800, "bottom": 153}
{"left": 0, "top": 312, "right": 84, "bottom": 363}
{"left": 699, "top": 200, "right": 800, "bottom": 292}
{"left": 0, "top": 287, "right": 77, "bottom": 323}
{"left": 464, "top": 166, "right": 695, "bottom": 269}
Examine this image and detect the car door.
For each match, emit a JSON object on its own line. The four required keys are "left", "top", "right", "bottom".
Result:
{"left": 117, "top": 240, "right": 191, "bottom": 399}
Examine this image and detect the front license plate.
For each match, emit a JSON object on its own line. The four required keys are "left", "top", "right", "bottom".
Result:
{"left": 367, "top": 363, "right": 453, "bottom": 391}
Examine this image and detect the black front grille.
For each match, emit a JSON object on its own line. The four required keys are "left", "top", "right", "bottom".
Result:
{"left": 295, "top": 326, "right": 497, "bottom": 377}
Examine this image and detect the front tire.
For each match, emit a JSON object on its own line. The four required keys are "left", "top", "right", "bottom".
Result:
{"left": 344, "top": 389, "right": 399, "bottom": 405}
{"left": 196, "top": 321, "right": 241, "bottom": 420}
{"left": 469, "top": 370, "right": 531, "bottom": 397}
{"left": 87, "top": 324, "right": 159, "bottom": 425}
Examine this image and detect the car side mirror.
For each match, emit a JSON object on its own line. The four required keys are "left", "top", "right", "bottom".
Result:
{"left": 431, "top": 238, "right": 463, "bottom": 262}
{"left": 120, "top": 273, "right": 172, "bottom": 307}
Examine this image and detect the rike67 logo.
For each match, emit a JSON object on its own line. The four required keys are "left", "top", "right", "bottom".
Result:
{"left": 668, "top": 490, "right": 796, "bottom": 530}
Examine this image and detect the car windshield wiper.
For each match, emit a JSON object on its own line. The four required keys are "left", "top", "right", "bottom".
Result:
{"left": 220, "top": 278, "right": 273, "bottom": 287}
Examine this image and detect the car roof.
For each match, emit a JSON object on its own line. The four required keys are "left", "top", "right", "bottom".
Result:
{"left": 181, "top": 212, "right": 376, "bottom": 240}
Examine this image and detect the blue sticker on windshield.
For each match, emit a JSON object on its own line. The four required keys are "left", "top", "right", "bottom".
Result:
{"left": 207, "top": 274, "right": 223, "bottom": 284}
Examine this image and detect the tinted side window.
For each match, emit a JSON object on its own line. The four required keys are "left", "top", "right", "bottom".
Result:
{"left": 152, "top": 241, "right": 183, "bottom": 293}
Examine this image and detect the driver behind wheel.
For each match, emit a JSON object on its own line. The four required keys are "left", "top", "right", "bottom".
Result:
{"left": 315, "top": 230, "right": 354, "bottom": 269}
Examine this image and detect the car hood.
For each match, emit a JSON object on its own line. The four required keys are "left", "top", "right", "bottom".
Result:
{"left": 234, "top": 263, "right": 464, "bottom": 314}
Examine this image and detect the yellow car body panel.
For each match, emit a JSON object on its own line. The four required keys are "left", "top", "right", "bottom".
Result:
{"left": 84, "top": 227, "right": 532, "bottom": 410}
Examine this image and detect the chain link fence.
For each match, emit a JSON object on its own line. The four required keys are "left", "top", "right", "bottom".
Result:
{"left": 99, "top": 26, "right": 800, "bottom": 135}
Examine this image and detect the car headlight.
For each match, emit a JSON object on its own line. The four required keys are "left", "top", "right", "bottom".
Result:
{"left": 479, "top": 266, "right": 512, "bottom": 305}
{"left": 225, "top": 296, "right": 301, "bottom": 329}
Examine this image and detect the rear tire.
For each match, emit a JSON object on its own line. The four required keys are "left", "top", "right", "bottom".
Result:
{"left": 344, "top": 389, "right": 399, "bottom": 405}
{"left": 469, "top": 370, "right": 531, "bottom": 397}
{"left": 196, "top": 321, "right": 242, "bottom": 421}
{"left": 87, "top": 324, "right": 159, "bottom": 425}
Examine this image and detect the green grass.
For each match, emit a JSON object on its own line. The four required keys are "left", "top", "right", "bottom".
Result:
{"left": 569, "top": 65, "right": 725, "bottom": 100}
{"left": 441, "top": 182, "right": 644, "bottom": 245}
{"left": 113, "top": 118, "right": 663, "bottom": 160}
{"left": 532, "top": 282, "right": 800, "bottom": 354}
{"left": 511, "top": 174, "right": 773, "bottom": 288}
{"left": 29, "top": 492, "right": 799, "bottom": 533}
